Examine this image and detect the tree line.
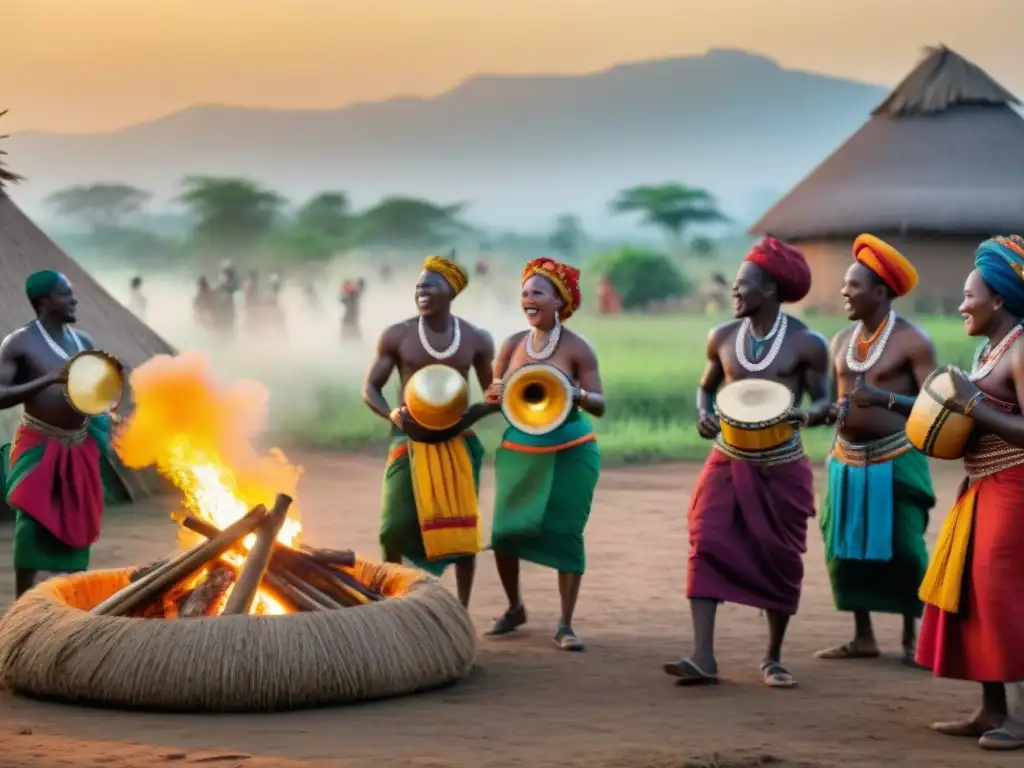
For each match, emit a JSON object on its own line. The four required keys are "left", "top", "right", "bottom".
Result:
{"left": 44, "top": 177, "right": 730, "bottom": 273}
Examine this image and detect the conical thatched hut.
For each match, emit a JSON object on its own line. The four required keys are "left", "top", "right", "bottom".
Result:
{"left": 0, "top": 112, "right": 174, "bottom": 505}
{"left": 749, "top": 46, "right": 1024, "bottom": 313}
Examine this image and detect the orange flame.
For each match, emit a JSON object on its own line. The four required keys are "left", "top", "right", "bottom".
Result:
{"left": 115, "top": 351, "right": 303, "bottom": 615}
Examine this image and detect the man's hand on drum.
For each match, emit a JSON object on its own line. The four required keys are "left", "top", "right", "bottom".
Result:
{"left": 847, "top": 375, "right": 886, "bottom": 409}
{"left": 483, "top": 380, "right": 503, "bottom": 406}
{"left": 946, "top": 367, "right": 983, "bottom": 415}
{"left": 696, "top": 410, "right": 720, "bottom": 439}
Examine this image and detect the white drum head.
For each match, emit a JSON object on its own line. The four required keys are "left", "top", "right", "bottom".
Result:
{"left": 66, "top": 352, "right": 124, "bottom": 416}
{"left": 716, "top": 379, "right": 793, "bottom": 425}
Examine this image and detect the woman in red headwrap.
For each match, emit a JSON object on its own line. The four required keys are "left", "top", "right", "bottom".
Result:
{"left": 663, "top": 237, "right": 833, "bottom": 689}
{"left": 482, "top": 258, "right": 605, "bottom": 651}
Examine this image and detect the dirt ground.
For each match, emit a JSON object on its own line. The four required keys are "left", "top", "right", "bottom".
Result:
{"left": 0, "top": 454, "right": 1016, "bottom": 768}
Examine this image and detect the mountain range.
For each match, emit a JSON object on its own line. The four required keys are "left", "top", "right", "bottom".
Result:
{"left": 7, "top": 49, "right": 889, "bottom": 236}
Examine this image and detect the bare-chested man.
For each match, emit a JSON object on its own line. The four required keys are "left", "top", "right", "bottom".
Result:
{"left": 362, "top": 255, "right": 493, "bottom": 607}
{"left": 814, "top": 234, "right": 936, "bottom": 666}
{"left": 482, "top": 258, "right": 604, "bottom": 651}
{"left": 0, "top": 271, "right": 116, "bottom": 597}
{"left": 663, "top": 237, "right": 831, "bottom": 689}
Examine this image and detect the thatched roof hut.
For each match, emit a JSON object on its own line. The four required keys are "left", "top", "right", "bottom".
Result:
{"left": 749, "top": 46, "right": 1024, "bottom": 312}
{"left": 0, "top": 113, "right": 173, "bottom": 504}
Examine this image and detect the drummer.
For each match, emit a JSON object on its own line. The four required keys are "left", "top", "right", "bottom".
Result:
{"left": 0, "top": 271, "right": 113, "bottom": 598}
{"left": 814, "top": 235, "right": 937, "bottom": 666}
{"left": 663, "top": 237, "right": 831, "bottom": 689}
{"left": 916, "top": 236, "right": 1024, "bottom": 749}
{"left": 361, "top": 254, "right": 494, "bottom": 608}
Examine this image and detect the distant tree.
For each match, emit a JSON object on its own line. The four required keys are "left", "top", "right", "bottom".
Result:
{"left": 46, "top": 183, "right": 152, "bottom": 234}
{"left": 610, "top": 184, "right": 728, "bottom": 251}
{"left": 353, "top": 196, "right": 473, "bottom": 247}
{"left": 178, "top": 176, "right": 286, "bottom": 254}
{"left": 596, "top": 247, "right": 693, "bottom": 311}
{"left": 548, "top": 214, "right": 585, "bottom": 260}
{"left": 690, "top": 235, "right": 717, "bottom": 258}
{"left": 0, "top": 110, "right": 22, "bottom": 190}
{"left": 295, "top": 191, "right": 351, "bottom": 240}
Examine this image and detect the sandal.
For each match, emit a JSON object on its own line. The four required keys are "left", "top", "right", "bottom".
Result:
{"left": 663, "top": 659, "right": 719, "bottom": 686}
{"left": 979, "top": 725, "right": 1024, "bottom": 750}
{"left": 486, "top": 605, "right": 526, "bottom": 636}
{"left": 813, "top": 641, "right": 880, "bottom": 660}
{"left": 760, "top": 660, "right": 797, "bottom": 688}
{"left": 554, "top": 625, "right": 585, "bottom": 651}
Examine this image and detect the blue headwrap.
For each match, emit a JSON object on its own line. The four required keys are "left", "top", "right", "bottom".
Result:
{"left": 25, "top": 270, "right": 64, "bottom": 301}
{"left": 975, "top": 237, "right": 1024, "bottom": 317}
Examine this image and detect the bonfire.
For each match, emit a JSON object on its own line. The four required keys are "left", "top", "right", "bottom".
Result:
{"left": 91, "top": 351, "right": 383, "bottom": 620}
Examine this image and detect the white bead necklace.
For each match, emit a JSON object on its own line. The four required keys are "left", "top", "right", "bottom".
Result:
{"left": 525, "top": 318, "right": 562, "bottom": 361}
{"left": 735, "top": 312, "right": 787, "bottom": 373}
{"left": 35, "top": 319, "right": 83, "bottom": 360}
{"left": 845, "top": 310, "right": 897, "bottom": 374}
{"left": 418, "top": 316, "right": 461, "bottom": 360}
{"left": 970, "top": 323, "right": 1024, "bottom": 381}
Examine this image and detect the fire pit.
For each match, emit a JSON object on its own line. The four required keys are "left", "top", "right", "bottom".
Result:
{"left": 0, "top": 352, "right": 477, "bottom": 712}
{"left": 0, "top": 501, "right": 476, "bottom": 711}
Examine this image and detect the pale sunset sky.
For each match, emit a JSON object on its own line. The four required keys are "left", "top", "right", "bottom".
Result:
{"left": 4, "top": 0, "right": 1022, "bottom": 133}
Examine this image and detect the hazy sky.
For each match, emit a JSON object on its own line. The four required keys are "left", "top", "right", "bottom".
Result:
{"left": 5, "top": 0, "right": 1022, "bottom": 133}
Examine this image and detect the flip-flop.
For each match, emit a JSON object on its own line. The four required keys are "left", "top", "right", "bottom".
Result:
{"left": 931, "top": 719, "right": 992, "bottom": 738}
{"left": 662, "top": 659, "right": 719, "bottom": 686}
{"left": 979, "top": 727, "right": 1024, "bottom": 750}
{"left": 485, "top": 605, "right": 527, "bottom": 636}
{"left": 760, "top": 660, "right": 797, "bottom": 688}
{"left": 813, "top": 642, "right": 881, "bottom": 660}
{"left": 554, "top": 625, "right": 585, "bottom": 652}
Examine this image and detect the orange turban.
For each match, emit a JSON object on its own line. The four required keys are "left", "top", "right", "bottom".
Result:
{"left": 521, "top": 258, "right": 582, "bottom": 320}
{"left": 852, "top": 234, "right": 918, "bottom": 297}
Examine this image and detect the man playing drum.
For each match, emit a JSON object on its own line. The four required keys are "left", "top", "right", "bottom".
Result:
{"left": 814, "top": 235, "right": 937, "bottom": 666}
{"left": 0, "top": 271, "right": 115, "bottom": 598}
{"left": 484, "top": 258, "right": 604, "bottom": 652}
{"left": 915, "top": 236, "right": 1024, "bottom": 750}
{"left": 361, "top": 255, "right": 494, "bottom": 608}
{"left": 663, "top": 237, "right": 830, "bottom": 689}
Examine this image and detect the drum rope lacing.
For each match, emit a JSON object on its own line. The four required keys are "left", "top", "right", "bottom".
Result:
{"left": 736, "top": 311, "right": 787, "bottom": 373}
{"left": 845, "top": 310, "right": 896, "bottom": 374}
{"left": 418, "top": 316, "right": 461, "bottom": 360}
{"left": 970, "top": 323, "right": 1024, "bottom": 381}
{"left": 525, "top": 317, "right": 562, "bottom": 361}
{"left": 34, "top": 319, "right": 84, "bottom": 361}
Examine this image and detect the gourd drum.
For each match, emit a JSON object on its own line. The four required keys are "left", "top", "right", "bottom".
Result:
{"left": 65, "top": 350, "right": 124, "bottom": 416}
{"left": 906, "top": 366, "right": 976, "bottom": 460}
{"left": 714, "top": 379, "right": 795, "bottom": 452}
{"left": 403, "top": 364, "right": 469, "bottom": 431}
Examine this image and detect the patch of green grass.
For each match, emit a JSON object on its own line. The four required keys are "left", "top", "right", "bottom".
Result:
{"left": 270, "top": 314, "right": 978, "bottom": 465}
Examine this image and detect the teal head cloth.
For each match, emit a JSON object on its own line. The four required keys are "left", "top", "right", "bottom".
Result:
{"left": 975, "top": 237, "right": 1024, "bottom": 317}
{"left": 25, "top": 270, "right": 64, "bottom": 301}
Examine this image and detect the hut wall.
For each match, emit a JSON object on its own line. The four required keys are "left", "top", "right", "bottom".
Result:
{"left": 797, "top": 236, "right": 983, "bottom": 315}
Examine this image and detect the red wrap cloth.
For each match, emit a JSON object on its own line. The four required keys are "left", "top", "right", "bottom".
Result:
{"left": 916, "top": 462, "right": 1024, "bottom": 682}
{"left": 7, "top": 420, "right": 104, "bottom": 550}
{"left": 745, "top": 237, "right": 811, "bottom": 303}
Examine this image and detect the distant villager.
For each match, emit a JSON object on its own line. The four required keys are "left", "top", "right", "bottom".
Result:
{"left": 193, "top": 276, "right": 217, "bottom": 329}
{"left": 211, "top": 263, "right": 239, "bottom": 338}
{"left": 379, "top": 264, "right": 393, "bottom": 283}
{"left": 128, "top": 276, "right": 147, "bottom": 320}
{"left": 340, "top": 278, "right": 366, "bottom": 342}
{"left": 475, "top": 258, "right": 489, "bottom": 278}
{"left": 706, "top": 272, "right": 729, "bottom": 314}
{"left": 597, "top": 276, "right": 622, "bottom": 315}
{"left": 265, "top": 273, "right": 287, "bottom": 338}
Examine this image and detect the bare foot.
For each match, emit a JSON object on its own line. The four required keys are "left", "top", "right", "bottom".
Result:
{"left": 813, "top": 639, "right": 880, "bottom": 660}
{"left": 932, "top": 710, "right": 1004, "bottom": 738}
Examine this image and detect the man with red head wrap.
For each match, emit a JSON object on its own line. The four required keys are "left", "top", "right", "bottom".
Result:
{"left": 663, "top": 236, "right": 832, "bottom": 689}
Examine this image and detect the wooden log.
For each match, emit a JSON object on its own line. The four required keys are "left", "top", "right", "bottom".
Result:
{"left": 221, "top": 494, "right": 293, "bottom": 616}
{"left": 130, "top": 558, "right": 169, "bottom": 583}
{"left": 91, "top": 504, "right": 269, "bottom": 616}
{"left": 179, "top": 514, "right": 383, "bottom": 604}
{"left": 300, "top": 546, "right": 357, "bottom": 567}
{"left": 262, "top": 571, "right": 325, "bottom": 612}
{"left": 180, "top": 565, "right": 235, "bottom": 617}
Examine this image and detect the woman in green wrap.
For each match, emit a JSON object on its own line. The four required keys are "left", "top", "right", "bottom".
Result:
{"left": 483, "top": 258, "right": 605, "bottom": 651}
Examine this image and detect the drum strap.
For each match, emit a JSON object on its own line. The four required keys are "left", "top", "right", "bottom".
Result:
{"left": 714, "top": 434, "right": 804, "bottom": 466}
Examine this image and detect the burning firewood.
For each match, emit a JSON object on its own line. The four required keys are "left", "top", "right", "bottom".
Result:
{"left": 91, "top": 504, "right": 270, "bottom": 617}
{"left": 222, "top": 494, "right": 293, "bottom": 616}
{"left": 179, "top": 566, "right": 235, "bottom": 617}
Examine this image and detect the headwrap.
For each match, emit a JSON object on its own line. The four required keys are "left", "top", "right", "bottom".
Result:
{"left": 521, "top": 258, "right": 582, "bottom": 321}
{"left": 744, "top": 237, "right": 811, "bottom": 303}
{"left": 25, "top": 270, "right": 64, "bottom": 301}
{"left": 852, "top": 234, "right": 918, "bottom": 297}
{"left": 975, "top": 236, "right": 1024, "bottom": 317}
{"left": 422, "top": 255, "right": 469, "bottom": 297}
